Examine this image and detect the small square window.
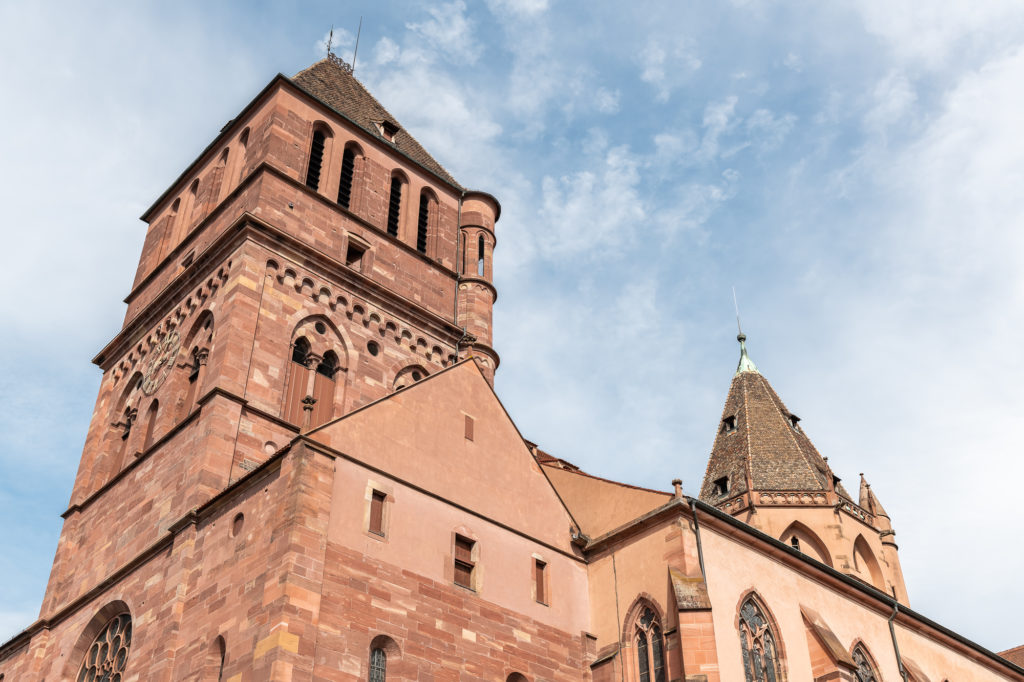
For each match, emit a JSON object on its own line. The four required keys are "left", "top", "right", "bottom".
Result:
{"left": 721, "top": 416, "right": 737, "bottom": 433}
{"left": 465, "top": 415, "right": 475, "bottom": 441}
{"left": 788, "top": 414, "right": 801, "bottom": 432}
{"left": 346, "top": 241, "right": 367, "bottom": 272}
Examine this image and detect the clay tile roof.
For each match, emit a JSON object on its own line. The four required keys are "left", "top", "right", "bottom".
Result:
{"left": 1000, "top": 645, "right": 1024, "bottom": 667}
{"left": 291, "top": 58, "right": 461, "bottom": 189}
{"left": 700, "top": 338, "right": 845, "bottom": 503}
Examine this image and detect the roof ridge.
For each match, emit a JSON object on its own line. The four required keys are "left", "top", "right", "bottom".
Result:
{"left": 540, "top": 461, "right": 673, "bottom": 497}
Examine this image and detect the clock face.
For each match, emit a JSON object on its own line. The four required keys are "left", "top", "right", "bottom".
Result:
{"left": 141, "top": 330, "right": 181, "bottom": 396}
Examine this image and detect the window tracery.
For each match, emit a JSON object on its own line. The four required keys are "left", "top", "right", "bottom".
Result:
{"left": 633, "top": 606, "right": 666, "bottom": 682}
{"left": 739, "top": 596, "right": 782, "bottom": 682}
{"left": 369, "top": 646, "right": 386, "bottom": 682}
{"left": 852, "top": 644, "right": 878, "bottom": 682}
{"left": 77, "top": 612, "right": 132, "bottom": 682}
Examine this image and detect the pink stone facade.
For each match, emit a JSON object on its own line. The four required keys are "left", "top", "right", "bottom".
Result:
{"left": 1, "top": 60, "right": 1021, "bottom": 682}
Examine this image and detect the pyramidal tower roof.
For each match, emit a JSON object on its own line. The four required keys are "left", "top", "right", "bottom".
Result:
{"left": 291, "top": 57, "right": 461, "bottom": 189}
{"left": 700, "top": 335, "right": 853, "bottom": 504}
{"left": 858, "top": 473, "right": 889, "bottom": 518}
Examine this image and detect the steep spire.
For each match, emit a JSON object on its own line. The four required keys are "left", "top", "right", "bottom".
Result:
{"left": 858, "top": 474, "right": 890, "bottom": 519}
{"left": 735, "top": 333, "right": 759, "bottom": 375}
{"left": 700, "top": 337, "right": 853, "bottom": 506}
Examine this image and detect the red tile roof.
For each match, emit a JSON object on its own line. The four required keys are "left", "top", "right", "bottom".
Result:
{"left": 291, "top": 58, "right": 461, "bottom": 189}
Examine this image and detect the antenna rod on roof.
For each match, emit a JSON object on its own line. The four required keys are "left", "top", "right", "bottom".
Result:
{"left": 732, "top": 286, "right": 743, "bottom": 336}
{"left": 326, "top": 26, "right": 334, "bottom": 58}
{"left": 351, "top": 16, "right": 363, "bottom": 73}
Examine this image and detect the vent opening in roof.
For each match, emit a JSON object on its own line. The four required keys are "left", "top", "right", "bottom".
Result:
{"left": 788, "top": 414, "right": 801, "bottom": 432}
{"left": 712, "top": 476, "right": 729, "bottom": 497}
{"left": 379, "top": 120, "right": 400, "bottom": 142}
{"left": 720, "top": 415, "right": 736, "bottom": 433}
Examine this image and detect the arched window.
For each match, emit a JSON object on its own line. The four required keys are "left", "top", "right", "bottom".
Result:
{"left": 416, "top": 191, "right": 434, "bottom": 254}
{"left": 739, "top": 596, "right": 782, "bottom": 682}
{"left": 183, "top": 347, "right": 202, "bottom": 412}
{"left": 477, "top": 234, "right": 485, "bottom": 276}
{"left": 337, "top": 145, "right": 358, "bottom": 209}
{"left": 77, "top": 612, "right": 132, "bottom": 681}
{"left": 633, "top": 606, "right": 666, "bottom": 682}
{"left": 369, "top": 646, "right": 386, "bottom": 682}
{"left": 311, "top": 350, "right": 339, "bottom": 428}
{"left": 142, "top": 400, "right": 159, "bottom": 451}
{"left": 386, "top": 175, "right": 403, "bottom": 237}
{"left": 851, "top": 644, "right": 878, "bottom": 682}
{"left": 284, "top": 337, "right": 311, "bottom": 425}
{"left": 305, "top": 129, "right": 326, "bottom": 190}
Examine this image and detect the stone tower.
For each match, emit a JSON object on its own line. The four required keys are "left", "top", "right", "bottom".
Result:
{"left": 699, "top": 334, "right": 908, "bottom": 603}
{"left": 13, "top": 57, "right": 515, "bottom": 678}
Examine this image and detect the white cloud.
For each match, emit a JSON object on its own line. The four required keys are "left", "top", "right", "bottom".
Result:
{"left": 314, "top": 27, "right": 355, "bottom": 60}
{"left": 538, "top": 145, "right": 646, "bottom": 255}
{"left": 486, "top": 0, "right": 550, "bottom": 16}
{"left": 373, "top": 36, "right": 401, "bottom": 65}
{"left": 639, "top": 41, "right": 703, "bottom": 101}
{"left": 746, "top": 108, "right": 797, "bottom": 152}
{"left": 406, "top": 1, "right": 483, "bottom": 65}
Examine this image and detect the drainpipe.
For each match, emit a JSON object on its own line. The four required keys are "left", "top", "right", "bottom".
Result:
{"left": 453, "top": 190, "right": 465, "bottom": 361}
{"left": 689, "top": 498, "right": 707, "bottom": 578}
{"left": 887, "top": 597, "right": 909, "bottom": 681}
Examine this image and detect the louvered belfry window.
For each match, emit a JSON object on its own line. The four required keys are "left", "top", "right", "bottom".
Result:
{"left": 305, "top": 130, "right": 326, "bottom": 190}
{"left": 386, "top": 177, "right": 402, "bottom": 237}
{"left": 416, "top": 193, "right": 429, "bottom": 253}
{"left": 337, "top": 147, "right": 355, "bottom": 208}
{"left": 739, "top": 597, "right": 781, "bottom": 682}
{"left": 454, "top": 535, "right": 475, "bottom": 588}
{"left": 369, "top": 647, "right": 386, "bottom": 682}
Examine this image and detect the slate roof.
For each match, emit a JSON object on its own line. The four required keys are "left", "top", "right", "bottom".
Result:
{"left": 700, "top": 338, "right": 853, "bottom": 504}
{"left": 291, "top": 58, "right": 461, "bottom": 189}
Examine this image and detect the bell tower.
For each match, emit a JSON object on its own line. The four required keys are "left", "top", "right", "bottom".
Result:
{"left": 699, "top": 334, "right": 909, "bottom": 603}
{"left": 37, "top": 56, "right": 502, "bottom": 627}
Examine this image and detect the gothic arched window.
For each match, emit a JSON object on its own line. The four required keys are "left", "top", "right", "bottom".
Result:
{"left": 634, "top": 606, "right": 666, "bottom": 682}
{"left": 852, "top": 644, "right": 878, "bottom": 682}
{"left": 477, "top": 234, "right": 485, "bottom": 276}
{"left": 284, "top": 337, "right": 311, "bottom": 425}
{"left": 77, "top": 612, "right": 132, "bottom": 681}
{"left": 369, "top": 647, "right": 386, "bottom": 682}
{"left": 311, "top": 350, "right": 339, "bottom": 428}
{"left": 738, "top": 596, "right": 782, "bottom": 682}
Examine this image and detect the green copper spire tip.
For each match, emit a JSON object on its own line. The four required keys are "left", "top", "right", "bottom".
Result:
{"left": 735, "top": 333, "right": 759, "bottom": 375}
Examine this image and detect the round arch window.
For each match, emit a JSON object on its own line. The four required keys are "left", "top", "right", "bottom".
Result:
{"left": 78, "top": 612, "right": 132, "bottom": 681}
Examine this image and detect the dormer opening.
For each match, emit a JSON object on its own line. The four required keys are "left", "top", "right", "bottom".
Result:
{"left": 721, "top": 415, "right": 737, "bottom": 433}
{"left": 788, "top": 414, "right": 801, "bottom": 432}
{"left": 712, "top": 476, "right": 729, "bottom": 497}
{"left": 378, "top": 120, "right": 400, "bottom": 142}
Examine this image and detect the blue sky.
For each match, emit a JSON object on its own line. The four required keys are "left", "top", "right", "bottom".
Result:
{"left": 2, "top": 0, "right": 1023, "bottom": 654}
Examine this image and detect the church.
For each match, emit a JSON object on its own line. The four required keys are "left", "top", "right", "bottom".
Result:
{"left": 1, "top": 54, "right": 1021, "bottom": 682}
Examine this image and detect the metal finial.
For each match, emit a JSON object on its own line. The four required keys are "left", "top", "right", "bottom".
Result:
{"left": 735, "top": 331, "right": 759, "bottom": 375}
{"left": 326, "top": 26, "right": 334, "bottom": 58}
{"left": 732, "top": 286, "right": 743, "bottom": 336}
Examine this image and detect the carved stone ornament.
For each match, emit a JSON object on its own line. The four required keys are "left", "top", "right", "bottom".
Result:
{"left": 141, "top": 330, "right": 181, "bottom": 396}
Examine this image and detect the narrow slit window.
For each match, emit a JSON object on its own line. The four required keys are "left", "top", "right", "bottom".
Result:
{"left": 305, "top": 130, "right": 326, "bottom": 190}
{"left": 337, "top": 147, "right": 355, "bottom": 208}
{"left": 369, "top": 647, "right": 386, "bottom": 682}
{"left": 369, "top": 490, "right": 386, "bottom": 536}
{"left": 534, "top": 559, "right": 547, "bottom": 604}
{"left": 477, "top": 234, "right": 485, "bottom": 276}
{"left": 464, "top": 415, "right": 475, "bottom": 441}
{"left": 454, "top": 535, "right": 475, "bottom": 589}
{"left": 386, "top": 177, "right": 402, "bottom": 237}
{"left": 416, "top": 193, "right": 430, "bottom": 254}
